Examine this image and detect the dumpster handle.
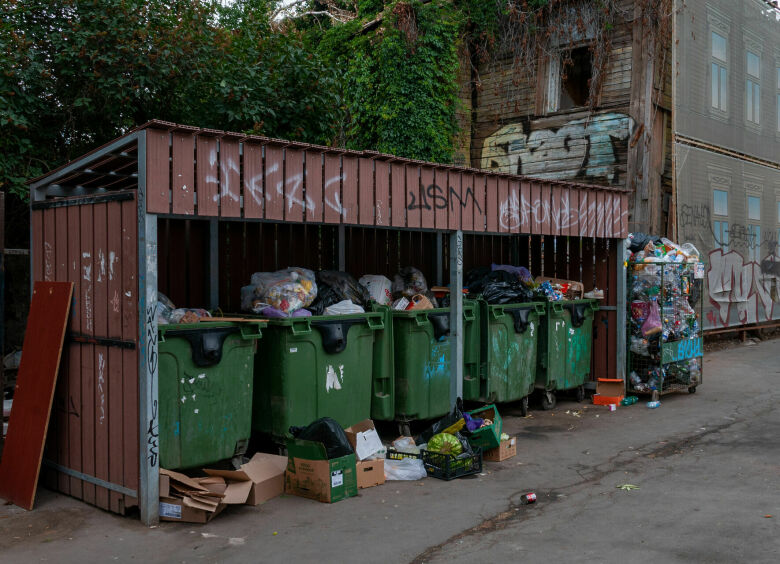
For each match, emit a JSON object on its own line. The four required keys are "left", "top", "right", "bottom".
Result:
{"left": 239, "top": 322, "right": 264, "bottom": 340}
{"left": 463, "top": 306, "right": 476, "bottom": 322}
{"left": 534, "top": 303, "right": 546, "bottom": 315}
{"left": 589, "top": 300, "right": 600, "bottom": 311}
{"left": 552, "top": 303, "right": 564, "bottom": 313}
{"left": 366, "top": 314, "right": 385, "bottom": 331}
{"left": 489, "top": 306, "right": 505, "bottom": 321}
{"left": 290, "top": 318, "right": 312, "bottom": 336}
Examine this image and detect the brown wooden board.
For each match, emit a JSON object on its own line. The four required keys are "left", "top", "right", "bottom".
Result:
{"left": 472, "top": 174, "right": 486, "bottom": 232}
{"left": 434, "top": 168, "right": 448, "bottom": 230}
{"left": 121, "top": 198, "right": 139, "bottom": 508}
{"left": 171, "top": 133, "right": 195, "bottom": 216}
{"left": 448, "top": 171, "right": 463, "bottom": 231}
{"left": 196, "top": 137, "right": 219, "bottom": 217}
{"left": 65, "top": 205, "right": 82, "bottom": 499}
{"left": 242, "top": 143, "right": 264, "bottom": 219}
{"left": 323, "top": 154, "right": 341, "bottom": 224}
{"left": 93, "top": 203, "right": 110, "bottom": 509}
{"left": 146, "top": 129, "right": 171, "bottom": 214}
{"left": 305, "top": 151, "right": 323, "bottom": 223}
{"left": 0, "top": 281, "right": 73, "bottom": 510}
{"left": 79, "top": 205, "right": 96, "bottom": 506}
{"left": 419, "top": 166, "right": 435, "bottom": 230}
{"left": 53, "top": 206, "right": 70, "bottom": 495}
{"left": 285, "top": 149, "right": 305, "bottom": 222}
{"left": 390, "top": 163, "right": 406, "bottom": 228}
{"left": 358, "top": 158, "right": 374, "bottom": 226}
{"left": 405, "top": 166, "right": 420, "bottom": 229}
{"left": 341, "top": 156, "right": 358, "bottom": 225}
{"left": 375, "top": 161, "right": 390, "bottom": 228}
{"left": 219, "top": 139, "right": 241, "bottom": 218}
{"left": 106, "top": 201, "right": 124, "bottom": 512}
{"left": 485, "top": 176, "right": 498, "bottom": 233}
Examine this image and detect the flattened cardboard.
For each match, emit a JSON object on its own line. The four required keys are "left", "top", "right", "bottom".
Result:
{"left": 203, "top": 452, "right": 287, "bottom": 506}
{"left": 159, "top": 497, "right": 225, "bottom": 523}
{"left": 286, "top": 438, "right": 357, "bottom": 503}
{"left": 356, "top": 459, "right": 385, "bottom": 489}
{"left": 484, "top": 438, "right": 517, "bottom": 462}
{"left": 159, "top": 468, "right": 229, "bottom": 523}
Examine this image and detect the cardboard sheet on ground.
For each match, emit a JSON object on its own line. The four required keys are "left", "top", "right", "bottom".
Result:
{"left": 0, "top": 282, "right": 73, "bottom": 510}
{"left": 204, "top": 453, "right": 287, "bottom": 505}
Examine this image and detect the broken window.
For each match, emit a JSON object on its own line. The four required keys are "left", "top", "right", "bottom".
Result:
{"left": 559, "top": 47, "right": 592, "bottom": 110}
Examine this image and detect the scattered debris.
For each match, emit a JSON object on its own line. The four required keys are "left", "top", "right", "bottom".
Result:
{"left": 616, "top": 484, "right": 640, "bottom": 491}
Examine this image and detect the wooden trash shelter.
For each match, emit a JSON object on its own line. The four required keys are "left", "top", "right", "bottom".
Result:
{"left": 28, "top": 120, "right": 629, "bottom": 524}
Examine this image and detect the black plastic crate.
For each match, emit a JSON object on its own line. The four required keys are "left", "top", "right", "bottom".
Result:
{"left": 386, "top": 448, "right": 422, "bottom": 461}
{"left": 421, "top": 448, "right": 483, "bottom": 480}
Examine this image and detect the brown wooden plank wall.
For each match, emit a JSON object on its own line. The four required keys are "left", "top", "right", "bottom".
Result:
{"left": 144, "top": 128, "right": 630, "bottom": 239}
{"left": 34, "top": 195, "right": 140, "bottom": 514}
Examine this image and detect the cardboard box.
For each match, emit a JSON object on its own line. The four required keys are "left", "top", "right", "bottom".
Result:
{"left": 204, "top": 453, "right": 288, "bottom": 506}
{"left": 356, "top": 459, "right": 385, "bottom": 489}
{"left": 159, "top": 469, "right": 227, "bottom": 523}
{"left": 285, "top": 438, "right": 357, "bottom": 503}
{"left": 593, "top": 378, "right": 624, "bottom": 405}
{"left": 344, "top": 419, "right": 386, "bottom": 461}
{"left": 484, "top": 437, "right": 517, "bottom": 462}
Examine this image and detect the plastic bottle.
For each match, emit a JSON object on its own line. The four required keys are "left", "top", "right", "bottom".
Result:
{"left": 646, "top": 401, "right": 661, "bottom": 409}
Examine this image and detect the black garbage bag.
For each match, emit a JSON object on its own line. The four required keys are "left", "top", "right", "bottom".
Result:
{"left": 392, "top": 266, "right": 429, "bottom": 299}
{"left": 628, "top": 232, "right": 662, "bottom": 252}
{"left": 465, "top": 266, "right": 492, "bottom": 291}
{"left": 415, "top": 398, "right": 471, "bottom": 446}
{"left": 289, "top": 417, "right": 354, "bottom": 459}
{"left": 309, "top": 270, "right": 371, "bottom": 315}
{"left": 471, "top": 270, "right": 534, "bottom": 304}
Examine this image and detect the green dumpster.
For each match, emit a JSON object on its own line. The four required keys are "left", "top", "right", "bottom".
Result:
{"left": 252, "top": 312, "right": 385, "bottom": 442}
{"left": 392, "top": 301, "right": 478, "bottom": 423}
{"left": 158, "top": 321, "right": 264, "bottom": 470}
{"left": 536, "top": 299, "right": 598, "bottom": 409}
{"left": 466, "top": 301, "right": 546, "bottom": 414}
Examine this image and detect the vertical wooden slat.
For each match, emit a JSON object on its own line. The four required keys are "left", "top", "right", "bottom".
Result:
{"left": 390, "top": 163, "right": 406, "bottom": 228}
{"left": 507, "top": 180, "right": 520, "bottom": 234}
{"left": 520, "top": 180, "right": 532, "bottom": 235}
{"left": 242, "top": 143, "right": 264, "bottom": 219}
{"left": 460, "top": 173, "right": 474, "bottom": 232}
{"left": 121, "top": 199, "right": 138, "bottom": 508}
{"left": 106, "top": 202, "right": 123, "bottom": 513}
{"left": 567, "top": 188, "right": 580, "bottom": 237}
{"left": 375, "top": 161, "right": 390, "bottom": 227}
{"left": 604, "top": 190, "right": 614, "bottom": 238}
{"left": 66, "top": 206, "right": 82, "bottom": 499}
{"left": 434, "top": 168, "right": 448, "bottom": 230}
{"left": 285, "top": 149, "right": 305, "bottom": 222}
{"left": 263, "top": 145, "right": 284, "bottom": 221}
{"left": 473, "top": 174, "right": 487, "bottom": 232}
{"left": 341, "top": 155, "right": 358, "bottom": 225}
{"left": 620, "top": 193, "right": 629, "bottom": 237}
{"left": 530, "top": 181, "right": 542, "bottom": 235}
{"left": 195, "top": 136, "right": 219, "bottom": 217}
{"left": 171, "top": 133, "right": 195, "bottom": 215}
{"left": 323, "top": 154, "right": 342, "bottom": 224}
{"left": 146, "top": 129, "right": 170, "bottom": 214}
{"left": 358, "top": 157, "right": 374, "bottom": 226}
{"left": 92, "top": 203, "right": 109, "bottom": 509}
{"left": 578, "top": 190, "right": 589, "bottom": 238}
{"left": 485, "top": 176, "right": 498, "bottom": 233}
{"left": 551, "top": 185, "right": 562, "bottom": 237}
{"left": 305, "top": 151, "right": 323, "bottom": 223}
{"left": 219, "top": 139, "right": 241, "bottom": 218}
{"left": 448, "top": 171, "right": 463, "bottom": 231}
{"left": 497, "top": 178, "right": 509, "bottom": 234}
{"left": 42, "top": 209, "right": 55, "bottom": 281}
{"left": 419, "top": 166, "right": 435, "bottom": 230}
{"left": 54, "top": 207, "right": 69, "bottom": 495}
{"left": 405, "top": 166, "right": 420, "bottom": 229}
{"left": 31, "top": 210, "right": 43, "bottom": 282}
{"left": 540, "top": 183, "right": 552, "bottom": 236}
{"left": 79, "top": 205, "right": 95, "bottom": 505}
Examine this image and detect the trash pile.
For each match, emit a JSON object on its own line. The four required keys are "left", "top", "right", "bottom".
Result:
{"left": 156, "top": 293, "right": 211, "bottom": 324}
{"left": 627, "top": 233, "right": 703, "bottom": 398}
{"left": 465, "top": 264, "right": 593, "bottom": 303}
{"left": 159, "top": 404, "right": 516, "bottom": 522}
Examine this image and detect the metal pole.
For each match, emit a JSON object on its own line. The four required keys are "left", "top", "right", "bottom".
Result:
{"left": 616, "top": 239, "right": 627, "bottom": 382}
{"left": 208, "top": 219, "right": 219, "bottom": 310}
{"left": 449, "top": 230, "right": 464, "bottom": 406}
{"left": 137, "top": 131, "right": 160, "bottom": 526}
{"left": 338, "top": 224, "right": 346, "bottom": 271}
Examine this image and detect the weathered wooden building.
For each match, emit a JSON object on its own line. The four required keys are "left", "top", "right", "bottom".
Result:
{"left": 454, "top": 0, "right": 673, "bottom": 237}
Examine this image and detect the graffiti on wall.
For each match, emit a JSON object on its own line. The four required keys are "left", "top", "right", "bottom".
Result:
{"left": 680, "top": 203, "right": 778, "bottom": 254}
{"left": 707, "top": 249, "right": 780, "bottom": 327}
{"left": 480, "top": 113, "right": 634, "bottom": 185}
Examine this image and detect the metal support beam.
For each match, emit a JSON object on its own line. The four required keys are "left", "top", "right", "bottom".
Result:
{"left": 616, "top": 239, "right": 627, "bottom": 382}
{"left": 137, "top": 132, "right": 160, "bottom": 526}
{"left": 208, "top": 219, "right": 219, "bottom": 310}
{"left": 338, "top": 225, "right": 346, "bottom": 271}
{"left": 449, "top": 230, "right": 464, "bottom": 406}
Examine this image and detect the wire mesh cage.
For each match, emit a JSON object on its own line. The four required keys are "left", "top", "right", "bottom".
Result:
{"left": 627, "top": 262, "right": 704, "bottom": 396}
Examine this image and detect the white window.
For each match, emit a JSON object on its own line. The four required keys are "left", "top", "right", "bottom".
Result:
{"left": 711, "top": 32, "right": 728, "bottom": 111}
{"left": 748, "top": 195, "right": 761, "bottom": 221}
{"left": 746, "top": 51, "right": 760, "bottom": 124}
{"left": 713, "top": 220, "right": 729, "bottom": 252}
{"left": 713, "top": 189, "right": 729, "bottom": 216}
{"left": 748, "top": 225, "right": 761, "bottom": 262}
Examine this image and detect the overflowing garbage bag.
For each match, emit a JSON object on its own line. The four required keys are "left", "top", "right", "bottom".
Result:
{"left": 309, "top": 270, "right": 370, "bottom": 316}
{"left": 392, "top": 267, "right": 429, "bottom": 299}
{"left": 627, "top": 233, "right": 700, "bottom": 264}
{"left": 289, "top": 417, "right": 354, "bottom": 460}
{"left": 156, "top": 293, "right": 211, "bottom": 324}
{"left": 241, "top": 267, "right": 317, "bottom": 315}
{"left": 359, "top": 275, "right": 393, "bottom": 306}
{"left": 466, "top": 269, "right": 534, "bottom": 304}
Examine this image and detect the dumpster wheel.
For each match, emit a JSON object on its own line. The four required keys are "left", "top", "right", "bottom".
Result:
{"left": 541, "top": 391, "right": 556, "bottom": 410}
{"left": 397, "top": 422, "right": 412, "bottom": 437}
{"left": 688, "top": 386, "right": 697, "bottom": 394}
{"left": 520, "top": 396, "right": 529, "bottom": 417}
{"left": 575, "top": 385, "right": 585, "bottom": 403}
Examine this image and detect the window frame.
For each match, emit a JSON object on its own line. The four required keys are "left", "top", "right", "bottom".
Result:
{"left": 745, "top": 49, "right": 761, "bottom": 126}
{"left": 710, "top": 31, "right": 729, "bottom": 113}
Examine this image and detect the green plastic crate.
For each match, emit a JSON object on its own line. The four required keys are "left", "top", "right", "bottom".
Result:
{"left": 466, "top": 404, "right": 503, "bottom": 450}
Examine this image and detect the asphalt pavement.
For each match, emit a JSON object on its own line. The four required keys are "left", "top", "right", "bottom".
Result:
{"left": 1, "top": 337, "right": 779, "bottom": 563}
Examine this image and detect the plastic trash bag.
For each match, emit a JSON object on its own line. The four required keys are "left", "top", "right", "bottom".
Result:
{"left": 491, "top": 264, "right": 534, "bottom": 285}
{"left": 392, "top": 437, "right": 420, "bottom": 455}
{"left": 471, "top": 270, "right": 534, "bottom": 304}
{"left": 641, "top": 299, "right": 663, "bottom": 337}
{"left": 289, "top": 417, "right": 354, "bottom": 460}
{"left": 392, "top": 267, "right": 429, "bottom": 299}
{"left": 245, "top": 268, "right": 317, "bottom": 314}
{"left": 310, "top": 271, "right": 370, "bottom": 315}
{"left": 359, "top": 275, "right": 393, "bottom": 305}
{"left": 415, "top": 399, "right": 468, "bottom": 446}
{"left": 628, "top": 232, "right": 662, "bottom": 253}
{"left": 384, "top": 457, "right": 427, "bottom": 481}
{"left": 324, "top": 300, "right": 365, "bottom": 315}
{"left": 156, "top": 293, "right": 176, "bottom": 325}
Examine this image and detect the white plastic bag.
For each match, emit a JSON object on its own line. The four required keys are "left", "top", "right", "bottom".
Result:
{"left": 324, "top": 300, "right": 365, "bottom": 315}
{"left": 359, "top": 275, "right": 393, "bottom": 305}
{"left": 384, "top": 457, "right": 427, "bottom": 481}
